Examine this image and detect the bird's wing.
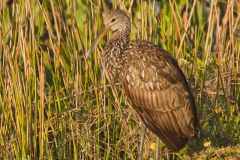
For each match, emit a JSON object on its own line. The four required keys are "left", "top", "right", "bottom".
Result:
{"left": 121, "top": 40, "right": 197, "bottom": 152}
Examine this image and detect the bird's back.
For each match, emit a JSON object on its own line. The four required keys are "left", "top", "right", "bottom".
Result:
{"left": 119, "top": 40, "right": 198, "bottom": 152}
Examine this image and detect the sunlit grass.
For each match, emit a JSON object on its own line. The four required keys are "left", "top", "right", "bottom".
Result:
{"left": 0, "top": 0, "right": 240, "bottom": 159}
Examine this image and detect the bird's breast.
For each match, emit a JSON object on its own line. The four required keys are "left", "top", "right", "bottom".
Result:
{"left": 103, "top": 49, "right": 125, "bottom": 79}
{"left": 103, "top": 39, "right": 129, "bottom": 79}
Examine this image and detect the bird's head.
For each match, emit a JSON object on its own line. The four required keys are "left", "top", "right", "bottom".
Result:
{"left": 102, "top": 9, "right": 130, "bottom": 32}
{"left": 86, "top": 9, "right": 131, "bottom": 59}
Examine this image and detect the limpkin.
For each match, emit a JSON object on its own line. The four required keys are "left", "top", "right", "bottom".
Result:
{"left": 87, "top": 8, "right": 198, "bottom": 154}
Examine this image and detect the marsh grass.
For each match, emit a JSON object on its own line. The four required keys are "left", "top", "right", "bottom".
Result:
{"left": 0, "top": 0, "right": 240, "bottom": 159}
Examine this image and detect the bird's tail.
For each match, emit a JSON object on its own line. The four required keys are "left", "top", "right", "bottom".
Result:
{"left": 155, "top": 131, "right": 188, "bottom": 152}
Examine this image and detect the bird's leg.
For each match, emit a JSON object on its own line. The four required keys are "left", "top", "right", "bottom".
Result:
{"left": 155, "top": 138, "right": 160, "bottom": 160}
{"left": 137, "top": 122, "right": 146, "bottom": 160}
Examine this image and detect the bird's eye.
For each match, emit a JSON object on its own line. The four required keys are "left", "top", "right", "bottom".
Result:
{"left": 111, "top": 18, "right": 116, "bottom": 23}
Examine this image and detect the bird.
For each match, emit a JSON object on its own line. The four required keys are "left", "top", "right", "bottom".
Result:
{"left": 86, "top": 6, "right": 198, "bottom": 154}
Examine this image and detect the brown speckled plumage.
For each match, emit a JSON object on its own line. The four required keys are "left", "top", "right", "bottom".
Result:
{"left": 87, "top": 8, "right": 198, "bottom": 152}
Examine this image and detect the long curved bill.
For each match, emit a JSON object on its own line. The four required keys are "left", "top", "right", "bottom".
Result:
{"left": 86, "top": 26, "right": 111, "bottom": 59}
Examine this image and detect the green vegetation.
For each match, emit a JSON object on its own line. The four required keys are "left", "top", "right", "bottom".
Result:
{"left": 0, "top": 0, "right": 239, "bottom": 159}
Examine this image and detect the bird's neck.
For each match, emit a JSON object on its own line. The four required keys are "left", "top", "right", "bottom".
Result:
{"left": 104, "top": 29, "right": 130, "bottom": 78}
{"left": 105, "top": 28, "right": 130, "bottom": 54}
{"left": 109, "top": 29, "right": 130, "bottom": 47}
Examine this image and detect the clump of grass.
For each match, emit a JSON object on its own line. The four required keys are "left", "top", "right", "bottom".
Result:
{"left": 0, "top": 0, "right": 239, "bottom": 159}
